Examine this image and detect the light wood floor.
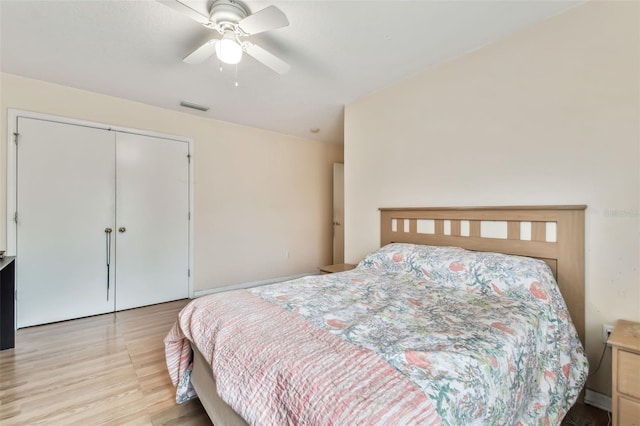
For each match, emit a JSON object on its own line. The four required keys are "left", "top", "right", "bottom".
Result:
{"left": 1, "top": 300, "right": 611, "bottom": 425}
{"left": 0, "top": 300, "right": 212, "bottom": 425}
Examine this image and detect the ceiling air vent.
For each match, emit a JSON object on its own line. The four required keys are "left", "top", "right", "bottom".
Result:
{"left": 180, "top": 101, "right": 209, "bottom": 112}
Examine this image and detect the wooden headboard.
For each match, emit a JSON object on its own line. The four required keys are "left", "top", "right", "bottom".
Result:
{"left": 380, "top": 205, "right": 586, "bottom": 344}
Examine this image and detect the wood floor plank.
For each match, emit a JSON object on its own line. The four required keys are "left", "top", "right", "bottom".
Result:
{"left": 0, "top": 299, "right": 211, "bottom": 425}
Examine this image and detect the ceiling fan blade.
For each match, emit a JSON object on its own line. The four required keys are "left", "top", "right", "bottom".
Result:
{"left": 237, "top": 5, "right": 289, "bottom": 35}
{"left": 183, "top": 39, "right": 218, "bottom": 64}
{"left": 157, "top": 0, "right": 211, "bottom": 26}
{"left": 243, "top": 42, "right": 290, "bottom": 75}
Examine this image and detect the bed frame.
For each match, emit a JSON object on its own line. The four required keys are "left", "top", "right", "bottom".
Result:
{"left": 191, "top": 346, "right": 249, "bottom": 425}
{"left": 191, "top": 205, "right": 586, "bottom": 424}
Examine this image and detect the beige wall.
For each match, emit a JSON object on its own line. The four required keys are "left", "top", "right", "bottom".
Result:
{"left": 0, "top": 73, "right": 343, "bottom": 291}
{"left": 345, "top": 1, "right": 639, "bottom": 397}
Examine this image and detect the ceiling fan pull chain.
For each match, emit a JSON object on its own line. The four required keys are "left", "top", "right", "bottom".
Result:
{"left": 235, "top": 64, "right": 239, "bottom": 87}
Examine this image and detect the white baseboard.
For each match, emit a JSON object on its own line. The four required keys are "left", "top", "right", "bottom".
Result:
{"left": 193, "top": 272, "right": 317, "bottom": 297}
{"left": 584, "top": 388, "right": 612, "bottom": 412}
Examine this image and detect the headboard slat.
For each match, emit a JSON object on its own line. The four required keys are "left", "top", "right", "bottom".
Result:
{"left": 469, "top": 220, "right": 481, "bottom": 237}
{"left": 507, "top": 221, "right": 521, "bottom": 240}
{"left": 532, "top": 222, "right": 547, "bottom": 242}
{"left": 451, "top": 220, "right": 461, "bottom": 237}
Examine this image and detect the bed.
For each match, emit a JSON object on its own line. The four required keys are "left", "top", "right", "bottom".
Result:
{"left": 165, "top": 206, "right": 588, "bottom": 425}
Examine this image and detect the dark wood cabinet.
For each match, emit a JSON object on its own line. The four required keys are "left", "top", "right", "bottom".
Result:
{"left": 0, "top": 256, "right": 16, "bottom": 350}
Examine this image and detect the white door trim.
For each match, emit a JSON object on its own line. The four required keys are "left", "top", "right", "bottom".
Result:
{"left": 6, "top": 109, "right": 195, "bottom": 298}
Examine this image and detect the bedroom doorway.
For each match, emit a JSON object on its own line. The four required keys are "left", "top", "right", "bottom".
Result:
{"left": 333, "top": 163, "right": 344, "bottom": 264}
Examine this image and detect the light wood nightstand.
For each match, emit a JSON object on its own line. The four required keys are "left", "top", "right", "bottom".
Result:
{"left": 608, "top": 319, "right": 640, "bottom": 425}
{"left": 319, "top": 263, "right": 356, "bottom": 274}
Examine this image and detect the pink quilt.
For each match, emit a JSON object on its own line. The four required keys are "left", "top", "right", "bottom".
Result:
{"left": 165, "top": 290, "right": 442, "bottom": 425}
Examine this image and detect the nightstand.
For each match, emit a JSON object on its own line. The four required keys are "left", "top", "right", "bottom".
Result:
{"left": 319, "top": 263, "right": 356, "bottom": 274}
{"left": 0, "top": 257, "right": 16, "bottom": 350}
{"left": 608, "top": 319, "right": 640, "bottom": 425}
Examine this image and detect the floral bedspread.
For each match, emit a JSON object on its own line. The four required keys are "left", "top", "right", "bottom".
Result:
{"left": 166, "top": 243, "right": 587, "bottom": 425}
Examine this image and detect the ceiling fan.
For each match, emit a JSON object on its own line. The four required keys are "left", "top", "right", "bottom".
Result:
{"left": 159, "top": 0, "right": 290, "bottom": 74}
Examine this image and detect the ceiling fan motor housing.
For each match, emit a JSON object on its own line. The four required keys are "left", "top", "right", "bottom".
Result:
{"left": 209, "top": 0, "right": 249, "bottom": 28}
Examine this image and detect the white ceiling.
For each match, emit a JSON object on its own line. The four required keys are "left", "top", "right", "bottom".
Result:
{"left": 0, "top": 0, "right": 580, "bottom": 144}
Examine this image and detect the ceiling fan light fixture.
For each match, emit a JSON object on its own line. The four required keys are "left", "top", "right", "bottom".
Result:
{"left": 174, "top": 0, "right": 290, "bottom": 74}
{"left": 216, "top": 31, "right": 243, "bottom": 65}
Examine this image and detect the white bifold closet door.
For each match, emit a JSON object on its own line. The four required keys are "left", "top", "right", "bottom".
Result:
{"left": 17, "top": 118, "right": 116, "bottom": 327}
{"left": 115, "top": 132, "right": 189, "bottom": 310}
{"left": 16, "top": 117, "right": 189, "bottom": 328}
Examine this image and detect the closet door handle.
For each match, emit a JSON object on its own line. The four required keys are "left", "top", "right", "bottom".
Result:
{"left": 119, "top": 227, "right": 126, "bottom": 233}
{"left": 105, "top": 228, "right": 112, "bottom": 300}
